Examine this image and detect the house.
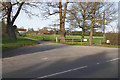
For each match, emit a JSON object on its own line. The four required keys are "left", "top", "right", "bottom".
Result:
{"left": 27, "top": 30, "right": 51, "bottom": 35}
{"left": 27, "top": 31, "right": 39, "bottom": 34}
{"left": 43, "top": 32, "right": 50, "bottom": 34}
{"left": 18, "top": 28, "right": 27, "bottom": 34}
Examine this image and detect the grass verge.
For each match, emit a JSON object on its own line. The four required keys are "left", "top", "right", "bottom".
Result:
{"left": 2, "top": 36, "right": 39, "bottom": 52}
{"left": 25, "top": 34, "right": 119, "bottom": 48}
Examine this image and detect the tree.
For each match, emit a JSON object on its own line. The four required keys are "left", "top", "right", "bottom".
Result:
{"left": 0, "top": 1, "right": 40, "bottom": 40}
{"left": 67, "top": 2, "right": 92, "bottom": 41}
{"left": 28, "top": 28, "right": 34, "bottom": 31}
{"left": 0, "top": 1, "right": 24, "bottom": 40}
{"left": 59, "top": 0, "right": 68, "bottom": 42}
{"left": 39, "top": 27, "right": 48, "bottom": 33}
{"left": 101, "top": 2, "right": 118, "bottom": 42}
{"left": 88, "top": 2, "right": 118, "bottom": 44}
{"left": 89, "top": 2, "right": 96, "bottom": 45}
{"left": 87, "top": 2, "right": 105, "bottom": 45}
{"left": 40, "top": 0, "right": 68, "bottom": 42}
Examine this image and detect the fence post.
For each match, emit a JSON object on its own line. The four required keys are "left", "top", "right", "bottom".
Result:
{"left": 56, "top": 37, "right": 58, "bottom": 42}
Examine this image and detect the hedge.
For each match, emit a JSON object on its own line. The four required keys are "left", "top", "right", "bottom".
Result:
{"left": 106, "top": 33, "right": 120, "bottom": 45}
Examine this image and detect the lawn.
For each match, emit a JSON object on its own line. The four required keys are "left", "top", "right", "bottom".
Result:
{"left": 26, "top": 34, "right": 103, "bottom": 40}
{"left": 25, "top": 34, "right": 103, "bottom": 43}
{"left": 25, "top": 34, "right": 119, "bottom": 48}
{"left": 2, "top": 36, "right": 39, "bottom": 52}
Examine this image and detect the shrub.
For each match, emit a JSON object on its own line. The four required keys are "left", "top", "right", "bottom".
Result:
{"left": 106, "top": 33, "right": 120, "bottom": 45}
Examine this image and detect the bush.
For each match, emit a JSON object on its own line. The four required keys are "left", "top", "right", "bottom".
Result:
{"left": 106, "top": 33, "right": 120, "bottom": 45}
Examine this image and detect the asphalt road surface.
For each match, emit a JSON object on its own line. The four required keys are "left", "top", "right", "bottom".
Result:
{"left": 2, "top": 38, "right": 119, "bottom": 78}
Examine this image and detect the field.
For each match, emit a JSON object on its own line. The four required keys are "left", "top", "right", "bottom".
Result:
{"left": 2, "top": 36, "right": 39, "bottom": 52}
{"left": 25, "top": 34, "right": 119, "bottom": 48}
{"left": 26, "top": 34, "right": 103, "bottom": 42}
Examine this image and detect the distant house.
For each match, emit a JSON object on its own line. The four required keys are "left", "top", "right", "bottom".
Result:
{"left": 27, "top": 31, "right": 39, "bottom": 34}
{"left": 18, "top": 28, "right": 27, "bottom": 34}
{"left": 32, "top": 32, "right": 35, "bottom": 34}
{"left": 43, "top": 32, "right": 50, "bottom": 34}
{"left": 27, "top": 30, "right": 51, "bottom": 35}
{"left": 18, "top": 28, "right": 27, "bottom": 33}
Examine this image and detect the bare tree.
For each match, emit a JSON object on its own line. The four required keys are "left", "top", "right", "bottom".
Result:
{"left": 89, "top": 2, "right": 97, "bottom": 45}
{"left": 40, "top": 0, "right": 68, "bottom": 42}
{"left": 0, "top": 1, "right": 24, "bottom": 40}
{"left": 91, "top": 2, "right": 118, "bottom": 42}
{"left": 0, "top": 1, "right": 40, "bottom": 40}
{"left": 59, "top": 0, "right": 68, "bottom": 42}
{"left": 102, "top": 2, "right": 118, "bottom": 42}
{"left": 67, "top": 2, "right": 92, "bottom": 41}
{"left": 66, "top": 2, "right": 117, "bottom": 45}
{"left": 87, "top": 2, "right": 117, "bottom": 45}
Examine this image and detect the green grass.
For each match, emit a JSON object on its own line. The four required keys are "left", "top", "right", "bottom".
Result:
{"left": 25, "top": 34, "right": 103, "bottom": 44}
{"left": 25, "top": 34, "right": 119, "bottom": 48}
{"left": 26, "top": 34, "right": 103, "bottom": 40}
{"left": 2, "top": 36, "right": 39, "bottom": 52}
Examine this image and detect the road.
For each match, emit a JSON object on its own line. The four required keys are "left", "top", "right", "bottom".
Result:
{"left": 2, "top": 38, "right": 119, "bottom": 78}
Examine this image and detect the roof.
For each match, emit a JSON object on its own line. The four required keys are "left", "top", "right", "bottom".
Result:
{"left": 18, "top": 28, "right": 27, "bottom": 31}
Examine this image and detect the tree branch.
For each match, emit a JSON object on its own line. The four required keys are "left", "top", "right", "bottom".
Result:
{"left": 11, "top": 2, "right": 24, "bottom": 24}
{"left": 6, "top": 2, "right": 12, "bottom": 24}
{"left": 48, "top": 11, "right": 60, "bottom": 15}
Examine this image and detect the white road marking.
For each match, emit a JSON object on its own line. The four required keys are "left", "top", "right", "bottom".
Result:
{"left": 32, "top": 57, "right": 119, "bottom": 80}
{"left": 106, "top": 58, "right": 120, "bottom": 62}
{"left": 33, "top": 66, "right": 88, "bottom": 79}
{"left": 97, "top": 62, "right": 100, "bottom": 64}
{"left": 33, "top": 58, "right": 119, "bottom": 79}
{"left": 41, "top": 57, "right": 48, "bottom": 60}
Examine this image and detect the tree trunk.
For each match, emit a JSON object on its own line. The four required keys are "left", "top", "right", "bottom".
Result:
{"left": 59, "top": 1, "right": 64, "bottom": 42}
{"left": 89, "top": 24, "right": 94, "bottom": 45}
{"left": 81, "top": 28, "right": 85, "bottom": 41}
{"left": 81, "top": 16, "right": 85, "bottom": 41}
{"left": 7, "top": 23, "right": 17, "bottom": 40}
{"left": 89, "top": 3, "right": 96, "bottom": 45}
{"left": 59, "top": 0, "right": 68, "bottom": 42}
{"left": 5, "top": 2, "right": 24, "bottom": 40}
{"left": 60, "top": 30, "right": 66, "bottom": 42}
{"left": 103, "top": 11, "right": 106, "bottom": 42}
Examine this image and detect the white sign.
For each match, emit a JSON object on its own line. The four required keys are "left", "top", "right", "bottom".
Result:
{"left": 84, "top": 39, "right": 87, "bottom": 41}
{"left": 106, "top": 40, "right": 110, "bottom": 43}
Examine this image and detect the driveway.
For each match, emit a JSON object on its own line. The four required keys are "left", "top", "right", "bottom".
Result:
{"left": 2, "top": 38, "right": 119, "bottom": 78}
